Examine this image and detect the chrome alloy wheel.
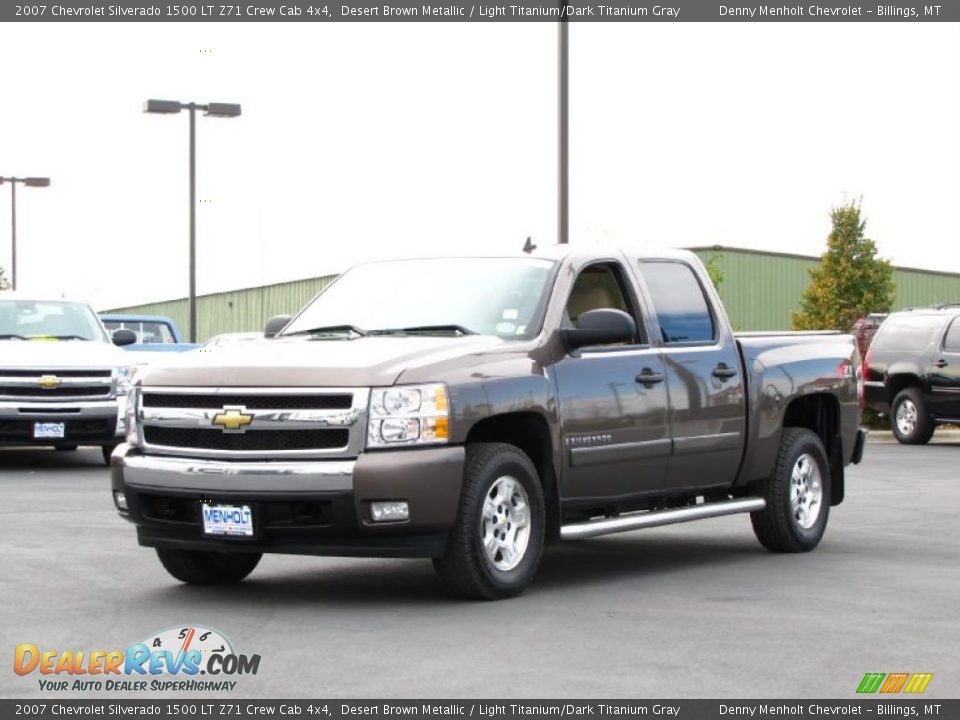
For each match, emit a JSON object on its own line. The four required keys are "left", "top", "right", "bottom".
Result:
{"left": 790, "top": 452, "right": 823, "bottom": 530}
{"left": 896, "top": 398, "right": 918, "bottom": 437}
{"left": 481, "top": 475, "right": 532, "bottom": 572}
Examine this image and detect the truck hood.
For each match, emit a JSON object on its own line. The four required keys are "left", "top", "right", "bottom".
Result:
{"left": 0, "top": 340, "right": 130, "bottom": 370}
{"left": 137, "top": 334, "right": 510, "bottom": 387}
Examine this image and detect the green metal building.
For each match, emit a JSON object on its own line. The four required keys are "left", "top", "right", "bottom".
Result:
{"left": 104, "top": 246, "right": 960, "bottom": 340}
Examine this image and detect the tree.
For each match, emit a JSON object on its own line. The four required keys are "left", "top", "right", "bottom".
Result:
{"left": 792, "top": 201, "right": 894, "bottom": 333}
{"left": 705, "top": 253, "right": 724, "bottom": 289}
{"left": 0, "top": 266, "right": 9, "bottom": 291}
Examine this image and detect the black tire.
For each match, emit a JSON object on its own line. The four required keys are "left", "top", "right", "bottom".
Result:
{"left": 751, "top": 428, "right": 831, "bottom": 553}
{"left": 433, "top": 443, "right": 545, "bottom": 600}
{"left": 102, "top": 444, "right": 118, "bottom": 466}
{"left": 156, "top": 548, "right": 262, "bottom": 585}
{"left": 890, "top": 387, "right": 935, "bottom": 445}
{"left": 55, "top": 445, "right": 79, "bottom": 452}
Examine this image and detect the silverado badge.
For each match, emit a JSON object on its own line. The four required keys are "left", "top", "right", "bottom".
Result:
{"left": 211, "top": 407, "right": 254, "bottom": 433}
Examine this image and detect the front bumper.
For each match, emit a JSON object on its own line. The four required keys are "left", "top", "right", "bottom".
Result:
{"left": 0, "top": 399, "right": 123, "bottom": 447}
{"left": 112, "top": 443, "right": 465, "bottom": 558}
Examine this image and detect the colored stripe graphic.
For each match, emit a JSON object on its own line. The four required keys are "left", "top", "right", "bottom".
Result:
{"left": 904, "top": 673, "right": 933, "bottom": 694}
{"left": 880, "top": 673, "right": 910, "bottom": 693}
{"left": 857, "top": 673, "right": 886, "bottom": 694}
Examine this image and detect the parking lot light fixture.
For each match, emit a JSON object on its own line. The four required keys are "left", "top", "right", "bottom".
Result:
{"left": 143, "top": 97, "right": 242, "bottom": 343}
{"left": 1, "top": 175, "right": 51, "bottom": 291}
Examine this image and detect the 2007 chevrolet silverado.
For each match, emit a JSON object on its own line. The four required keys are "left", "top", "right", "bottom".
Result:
{"left": 111, "top": 247, "right": 866, "bottom": 599}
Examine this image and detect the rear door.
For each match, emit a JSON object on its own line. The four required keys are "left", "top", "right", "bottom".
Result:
{"left": 930, "top": 316, "right": 960, "bottom": 420}
{"left": 634, "top": 259, "right": 746, "bottom": 493}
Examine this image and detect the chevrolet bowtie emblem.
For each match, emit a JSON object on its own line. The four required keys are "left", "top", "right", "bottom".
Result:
{"left": 211, "top": 407, "right": 254, "bottom": 433}
{"left": 37, "top": 375, "right": 62, "bottom": 390}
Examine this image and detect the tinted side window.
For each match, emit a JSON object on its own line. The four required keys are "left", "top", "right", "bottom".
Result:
{"left": 639, "top": 261, "right": 715, "bottom": 344}
{"left": 944, "top": 318, "right": 960, "bottom": 352}
{"left": 871, "top": 315, "right": 944, "bottom": 351}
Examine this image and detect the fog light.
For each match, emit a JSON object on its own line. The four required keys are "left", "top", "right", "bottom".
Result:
{"left": 113, "top": 491, "right": 128, "bottom": 512}
{"left": 370, "top": 501, "right": 409, "bottom": 523}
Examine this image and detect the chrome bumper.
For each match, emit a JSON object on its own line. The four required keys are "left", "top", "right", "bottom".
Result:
{"left": 114, "top": 443, "right": 354, "bottom": 494}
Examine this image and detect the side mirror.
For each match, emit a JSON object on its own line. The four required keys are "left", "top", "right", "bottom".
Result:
{"left": 264, "top": 314, "right": 292, "bottom": 339}
{"left": 562, "top": 308, "right": 636, "bottom": 350}
{"left": 112, "top": 328, "right": 137, "bottom": 347}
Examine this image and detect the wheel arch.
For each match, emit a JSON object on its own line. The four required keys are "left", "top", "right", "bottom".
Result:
{"left": 463, "top": 411, "right": 560, "bottom": 543}
{"left": 782, "top": 393, "right": 844, "bottom": 506}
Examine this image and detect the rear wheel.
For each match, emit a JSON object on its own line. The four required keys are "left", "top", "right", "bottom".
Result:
{"left": 751, "top": 428, "right": 831, "bottom": 553}
{"left": 433, "top": 443, "right": 545, "bottom": 600}
{"left": 890, "top": 387, "right": 934, "bottom": 445}
{"left": 156, "top": 548, "right": 261, "bottom": 585}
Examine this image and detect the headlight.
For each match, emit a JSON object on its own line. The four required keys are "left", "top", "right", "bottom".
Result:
{"left": 125, "top": 384, "right": 141, "bottom": 446}
{"left": 367, "top": 383, "right": 449, "bottom": 448}
{"left": 115, "top": 366, "right": 134, "bottom": 396}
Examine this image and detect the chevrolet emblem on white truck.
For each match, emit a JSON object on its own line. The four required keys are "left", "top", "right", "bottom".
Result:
{"left": 37, "top": 375, "right": 62, "bottom": 389}
{"left": 211, "top": 407, "right": 255, "bottom": 433}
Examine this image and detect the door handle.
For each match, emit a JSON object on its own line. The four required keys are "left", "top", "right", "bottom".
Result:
{"left": 934, "top": 359, "right": 948, "bottom": 368}
{"left": 636, "top": 369, "right": 665, "bottom": 385}
{"left": 712, "top": 363, "right": 738, "bottom": 380}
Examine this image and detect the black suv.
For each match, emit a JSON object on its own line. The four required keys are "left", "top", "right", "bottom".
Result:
{"left": 864, "top": 306, "right": 960, "bottom": 444}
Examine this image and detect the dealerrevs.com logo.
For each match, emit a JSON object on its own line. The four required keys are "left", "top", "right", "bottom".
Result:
{"left": 14, "top": 625, "right": 261, "bottom": 692}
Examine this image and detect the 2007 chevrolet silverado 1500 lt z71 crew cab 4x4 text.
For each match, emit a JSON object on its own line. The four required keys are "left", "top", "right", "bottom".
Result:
{"left": 112, "top": 248, "right": 867, "bottom": 599}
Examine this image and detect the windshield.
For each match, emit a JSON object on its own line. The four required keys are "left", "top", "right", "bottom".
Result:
{"left": 0, "top": 300, "right": 107, "bottom": 341}
{"left": 283, "top": 258, "right": 556, "bottom": 339}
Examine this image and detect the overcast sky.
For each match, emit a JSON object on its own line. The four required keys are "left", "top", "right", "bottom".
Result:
{"left": 0, "top": 21, "right": 958, "bottom": 310}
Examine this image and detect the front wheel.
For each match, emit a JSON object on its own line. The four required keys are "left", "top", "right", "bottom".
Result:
{"left": 433, "top": 443, "right": 545, "bottom": 600}
{"left": 156, "top": 548, "right": 262, "bottom": 585}
{"left": 751, "top": 428, "right": 831, "bottom": 553}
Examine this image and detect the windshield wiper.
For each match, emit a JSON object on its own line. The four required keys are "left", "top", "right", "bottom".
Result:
{"left": 284, "top": 324, "right": 367, "bottom": 338}
{"left": 43, "top": 335, "right": 90, "bottom": 341}
{"left": 368, "top": 324, "right": 478, "bottom": 337}
{"left": 0, "top": 334, "right": 28, "bottom": 340}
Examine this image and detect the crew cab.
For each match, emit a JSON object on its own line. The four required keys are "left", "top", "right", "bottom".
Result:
{"left": 111, "top": 248, "right": 866, "bottom": 599}
{"left": 0, "top": 294, "right": 137, "bottom": 464}
{"left": 864, "top": 305, "right": 960, "bottom": 444}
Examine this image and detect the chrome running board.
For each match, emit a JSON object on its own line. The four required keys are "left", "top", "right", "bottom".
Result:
{"left": 560, "top": 497, "right": 766, "bottom": 541}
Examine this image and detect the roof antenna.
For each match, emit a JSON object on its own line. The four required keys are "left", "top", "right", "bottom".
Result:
{"left": 522, "top": 236, "right": 537, "bottom": 254}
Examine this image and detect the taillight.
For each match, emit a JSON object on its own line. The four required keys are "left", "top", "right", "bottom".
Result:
{"left": 859, "top": 350, "right": 871, "bottom": 411}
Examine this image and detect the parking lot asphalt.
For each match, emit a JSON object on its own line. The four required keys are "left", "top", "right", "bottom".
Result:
{"left": 1, "top": 440, "right": 957, "bottom": 700}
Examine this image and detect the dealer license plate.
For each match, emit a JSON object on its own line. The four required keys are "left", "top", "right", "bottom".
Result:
{"left": 202, "top": 504, "right": 254, "bottom": 537}
{"left": 33, "top": 422, "right": 65, "bottom": 439}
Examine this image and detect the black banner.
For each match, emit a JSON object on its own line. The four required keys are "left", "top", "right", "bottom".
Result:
{"left": 1, "top": 700, "right": 956, "bottom": 720}
{"left": 2, "top": 1, "right": 957, "bottom": 23}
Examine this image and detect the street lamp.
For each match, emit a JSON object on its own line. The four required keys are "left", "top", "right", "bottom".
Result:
{"left": 0, "top": 176, "right": 51, "bottom": 291}
{"left": 143, "top": 99, "right": 241, "bottom": 342}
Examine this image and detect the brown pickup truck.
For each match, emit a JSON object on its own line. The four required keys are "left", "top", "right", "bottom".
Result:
{"left": 111, "top": 247, "right": 866, "bottom": 599}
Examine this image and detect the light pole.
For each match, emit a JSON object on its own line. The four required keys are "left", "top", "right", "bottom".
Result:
{"left": 143, "top": 99, "right": 241, "bottom": 343}
{"left": 0, "top": 176, "right": 51, "bottom": 291}
{"left": 558, "top": 20, "right": 569, "bottom": 245}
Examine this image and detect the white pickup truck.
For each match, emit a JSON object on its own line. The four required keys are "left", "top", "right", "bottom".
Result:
{"left": 0, "top": 293, "right": 138, "bottom": 464}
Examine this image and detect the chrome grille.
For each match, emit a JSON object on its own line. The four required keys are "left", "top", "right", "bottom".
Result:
{"left": 136, "top": 387, "right": 368, "bottom": 459}
{"left": 0, "top": 369, "right": 115, "bottom": 401}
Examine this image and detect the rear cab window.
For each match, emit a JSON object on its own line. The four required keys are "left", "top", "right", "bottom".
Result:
{"left": 637, "top": 261, "right": 716, "bottom": 345}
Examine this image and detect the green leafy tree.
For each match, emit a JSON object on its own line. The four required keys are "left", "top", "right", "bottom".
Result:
{"left": 705, "top": 253, "right": 724, "bottom": 289}
{"left": 792, "top": 201, "right": 894, "bottom": 332}
{"left": 0, "top": 266, "right": 9, "bottom": 291}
